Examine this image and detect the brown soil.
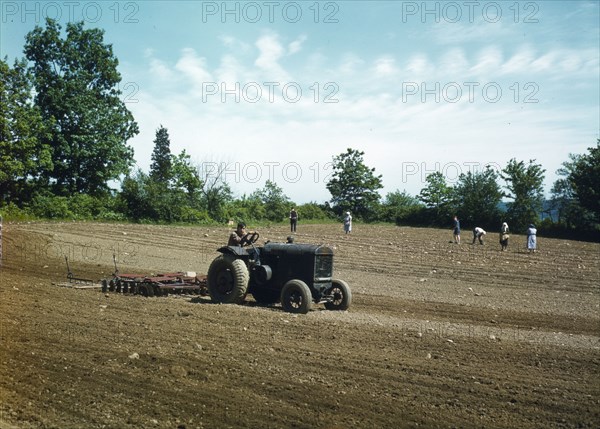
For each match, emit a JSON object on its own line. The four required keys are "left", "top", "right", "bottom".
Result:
{"left": 1, "top": 221, "right": 599, "bottom": 429}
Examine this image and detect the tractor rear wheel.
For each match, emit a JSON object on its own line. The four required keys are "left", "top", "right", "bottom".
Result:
{"left": 207, "top": 255, "right": 249, "bottom": 304}
{"left": 324, "top": 279, "right": 351, "bottom": 311}
{"left": 281, "top": 279, "right": 312, "bottom": 314}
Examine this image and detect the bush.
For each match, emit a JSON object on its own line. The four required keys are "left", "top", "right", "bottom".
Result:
{"left": 537, "top": 218, "right": 600, "bottom": 242}
{"left": 28, "top": 194, "right": 73, "bottom": 219}
{"left": 25, "top": 193, "right": 119, "bottom": 220}
{"left": 96, "top": 210, "right": 127, "bottom": 222}
{"left": 224, "top": 202, "right": 266, "bottom": 223}
{"left": 68, "top": 194, "right": 110, "bottom": 219}
{"left": 0, "top": 202, "right": 33, "bottom": 220}
{"left": 394, "top": 206, "right": 436, "bottom": 227}
{"left": 179, "top": 207, "right": 211, "bottom": 223}
{"left": 296, "top": 202, "right": 331, "bottom": 220}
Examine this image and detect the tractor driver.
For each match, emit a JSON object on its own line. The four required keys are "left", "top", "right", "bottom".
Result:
{"left": 228, "top": 222, "right": 259, "bottom": 247}
{"left": 228, "top": 222, "right": 261, "bottom": 264}
{"left": 229, "top": 222, "right": 248, "bottom": 246}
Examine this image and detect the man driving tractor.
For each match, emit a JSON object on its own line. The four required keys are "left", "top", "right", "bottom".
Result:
{"left": 228, "top": 222, "right": 261, "bottom": 263}
{"left": 228, "top": 222, "right": 260, "bottom": 246}
{"left": 228, "top": 222, "right": 247, "bottom": 246}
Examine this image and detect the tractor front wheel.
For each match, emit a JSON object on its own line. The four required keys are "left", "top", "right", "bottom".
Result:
{"left": 324, "top": 279, "right": 352, "bottom": 311}
{"left": 207, "top": 255, "right": 249, "bottom": 304}
{"left": 281, "top": 279, "right": 312, "bottom": 314}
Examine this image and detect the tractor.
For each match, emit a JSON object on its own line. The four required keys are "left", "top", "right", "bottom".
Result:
{"left": 206, "top": 232, "right": 351, "bottom": 314}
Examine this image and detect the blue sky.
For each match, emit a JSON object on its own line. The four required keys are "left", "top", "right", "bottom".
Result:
{"left": 2, "top": 1, "right": 599, "bottom": 203}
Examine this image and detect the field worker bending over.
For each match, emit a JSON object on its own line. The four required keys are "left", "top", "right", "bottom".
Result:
{"left": 472, "top": 227, "right": 486, "bottom": 245}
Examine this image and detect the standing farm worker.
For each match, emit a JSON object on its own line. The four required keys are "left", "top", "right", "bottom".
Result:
{"left": 472, "top": 227, "right": 486, "bottom": 245}
{"left": 526, "top": 224, "right": 537, "bottom": 253}
{"left": 289, "top": 208, "right": 298, "bottom": 232}
{"left": 452, "top": 215, "right": 461, "bottom": 244}
{"left": 499, "top": 222, "right": 510, "bottom": 251}
{"left": 343, "top": 211, "right": 352, "bottom": 234}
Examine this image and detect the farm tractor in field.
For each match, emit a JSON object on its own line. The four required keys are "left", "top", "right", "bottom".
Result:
{"left": 207, "top": 232, "right": 351, "bottom": 314}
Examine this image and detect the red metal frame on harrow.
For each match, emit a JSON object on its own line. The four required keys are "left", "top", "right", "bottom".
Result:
{"left": 102, "top": 272, "right": 208, "bottom": 296}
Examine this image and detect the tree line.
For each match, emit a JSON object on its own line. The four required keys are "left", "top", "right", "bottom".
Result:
{"left": 1, "top": 19, "right": 599, "bottom": 239}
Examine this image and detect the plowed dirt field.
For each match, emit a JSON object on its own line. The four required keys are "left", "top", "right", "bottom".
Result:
{"left": 1, "top": 221, "right": 599, "bottom": 428}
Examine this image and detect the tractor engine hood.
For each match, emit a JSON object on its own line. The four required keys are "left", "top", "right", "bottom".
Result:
{"left": 262, "top": 242, "right": 333, "bottom": 256}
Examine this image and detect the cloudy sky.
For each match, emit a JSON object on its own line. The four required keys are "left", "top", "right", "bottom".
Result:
{"left": 2, "top": 1, "right": 599, "bottom": 203}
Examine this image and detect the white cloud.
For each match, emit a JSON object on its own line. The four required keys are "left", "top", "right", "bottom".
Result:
{"left": 148, "top": 57, "right": 173, "bottom": 80}
{"left": 216, "top": 54, "right": 242, "bottom": 86}
{"left": 530, "top": 52, "right": 558, "bottom": 72}
{"left": 219, "top": 35, "right": 252, "bottom": 53}
{"left": 288, "top": 35, "right": 307, "bottom": 55}
{"left": 470, "top": 47, "right": 503, "bottom": 76}
{"left": 254, "top": 32, "right": 289, "bottom": 80}
{"left": 338, "top": 53, "right": 364, "bottom": 75}
{"left": 559, "top": 52, "right": 584, "bottom": 73}
{"left": 439, "top": 48, "right": 469, "bottom": 76}
{"left": 373, "top": 56, "right": 398, "bottom": 77}
{"left": 174, "top": 48, "right": 213, "bottom": 96}
{"left": 404, "top": 54, "right": 434, "bottom": 79}
{"left": 125, "top": 28, "right": 598, "bottom": 202}
{"left": 431, "top": 21, "right": 512, "bottom": 45}
{"left": 500, "top": 47, "right": 536, "bottom": 74}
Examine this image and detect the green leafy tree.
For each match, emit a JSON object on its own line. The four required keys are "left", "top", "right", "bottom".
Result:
{"left": 252, "top": 180, "right": 290, "bottom": 222}
{"left": 226, "top": 194, "right": 266, "bottom": 223}
{"left": 119, "top": 169, "right": 191, "bottom": 222}
{"left": 24, "top": 18, "right": 138, "bottom": 196}
{"left": 454, "top": 167, "right": 502, "bottom": 229}
{"left": 119, "top": 170, "right": 154, "bottom": 221}
{"left": 381, "top": 190, "right": 423, "bottom": 224}
{"left": 551, "top": 154, "right": 586, "bottom": 228}
{"left": 198, "top": 161, "right": 233, "bottom": 222}
{"left": 0, "top": 58, "right": 52, "bottom": 204}
{"left": 171, "top": 150, "right": 202, "bottom": 203}
{"left": 418, "top": 172, "right": 453, "bottom": 224}
{"left": 570, "top": 141, "right": 600, "bottom": 222}
{"left": 296, "top": 202, "right": 331, "bottom": 220}
{"left": 326, "top": 148, "right": 383, "bottom": 220}
{"left": 149, "top": 125, "right": 173, "bottom": 184}
{"left": 501, "top": 159, "right": 545, "bottom": 231}
{"left": 552, "top": 142, "right": 600, "bottom": 228}
{"left": 121, "top": 125, "right": 204, "bottom": 222}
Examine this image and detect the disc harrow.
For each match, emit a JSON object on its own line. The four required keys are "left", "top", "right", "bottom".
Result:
{"left": 102, "top": 272, "right": 208, "bottom": 296}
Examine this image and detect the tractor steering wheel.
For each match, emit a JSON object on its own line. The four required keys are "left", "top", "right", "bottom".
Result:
{"left": 240, "top": 232, "right": 260, "bottom": 246}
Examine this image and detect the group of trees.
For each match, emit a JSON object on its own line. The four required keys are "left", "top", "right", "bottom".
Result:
{"left": 117, "top": 125, "right": 331, "bottom": 224}
{"left": 1, "top": 20, "right": 137, "bottom": 202}
{"left": 550, "top": 145, "right": 600, "bottom": 231}
{"left": 383, "top": 148, "right": 599, "bottom": 235}
{"left": 412, "top": 160, "right": 544, "bottom": 231}
{"left": 1, "top": 18, "right": 136, "bottom": 219}
{"left": 1, "top": 19, "right": 599, "bottom": 238}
